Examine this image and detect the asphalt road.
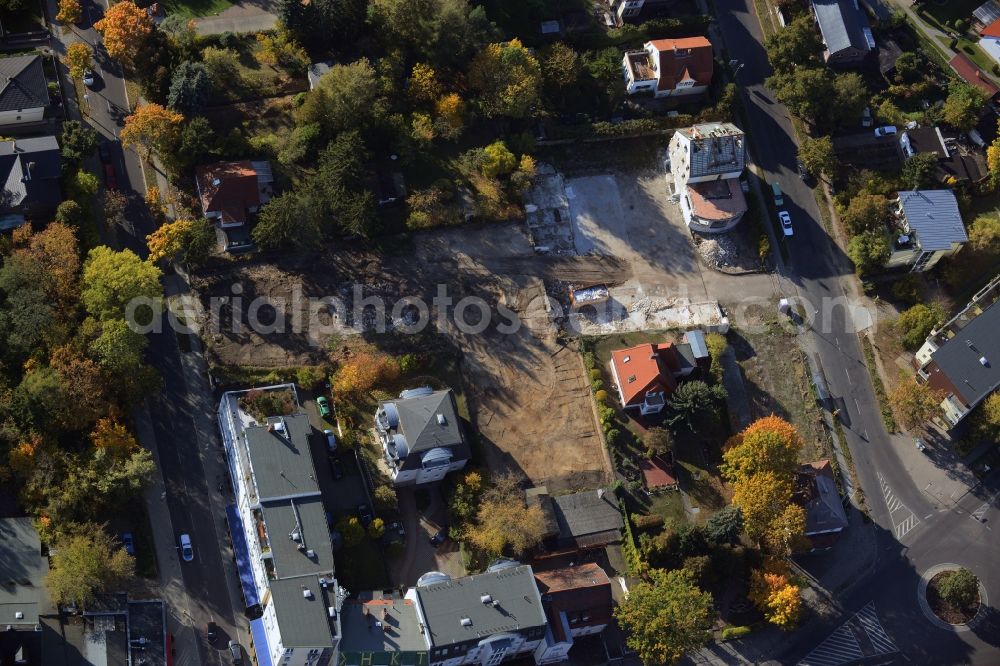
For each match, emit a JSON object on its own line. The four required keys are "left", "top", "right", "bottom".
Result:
{"left": 73, "top": 0, "right": 155, "bottom": 256}
{"left": 54, "top": 3, "right": 241, "bottom": 662}
{"left": 716, "top": 0, "right": 1000, "bottom": 663}
{"left": 146, "top": 313, "right": 242, "bottom": 665}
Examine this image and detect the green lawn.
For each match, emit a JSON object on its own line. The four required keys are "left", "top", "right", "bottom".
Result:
{"left": 161, "top": 0, "right": 233, "bottom": 19}
{"left": 645, "top": 491, "right": 687, "bottom": 526}
{"left": 917, "top": 0, "right": 980, "bottom": 34}
{"left": 940, "top": 36, "right": 998, "bottom": 75}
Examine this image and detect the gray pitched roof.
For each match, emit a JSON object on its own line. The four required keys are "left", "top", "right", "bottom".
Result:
{"left": 897, "top": 190, "right": 968, "bottom": 251}
{"left": 0, "top": 55, "right": 48, "bottom": 112}
{"left": 930, "top": 300, "right": 1000, "bottom": 408}
{"left": 550, "top": 489, "right": 624, "bottom": 539}
{"left": 261, "top": 495, "right": 335, "bottom": 579}
{"left": 676, "top": 123, "right": 746, "bottom": 178}
{"left": 245, "top": 413, "right": 321, "bottom": 500}
{"left": 0, "top": 136, "right": 61, "bottom": 212}
{"left": 812, "top": 0, "right": 874, "bottom": 57}
{"left": 803, "top": 470, "right": 849, "bottom": 534}
{"left": 415, "top": 565, "right": 546, "bottom": 648}
{"left": 0, "top": 517, "right": 49, "bottom": 627}
{"left": 268, "top": 577, "right": 336, "bottom": 648}
{"left": 382, "top": 389, "right": 464, "bottom": 454}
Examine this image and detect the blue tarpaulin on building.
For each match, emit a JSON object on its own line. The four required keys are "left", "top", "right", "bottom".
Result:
{"left": 249, "top": 618, "right": 273, "bottom": 666}
{"left": 225, "top": 503, "right": 260, "bottom": 608}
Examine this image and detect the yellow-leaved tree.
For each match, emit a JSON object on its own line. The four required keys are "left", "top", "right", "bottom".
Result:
{"left": 730, "top": 470, "right": 793, "bottom": 543}
{"left": 146, "top": 219, "right": 194, "bottom": 263}
{"left": 468, "top": 39, "right": 541, "bottom": 119}
{"left": 434, "top": 93, "right": 466, "bottom": 140}
{"left": 408, "top": 63, "right": 442, "bottom": 105}
{"left": 120, "top": 103, "right": 184, "bottom": 159}
{"left": 332, "top": 350, "right": 401, "bottom": 394}
{"left": 62, "top": 42, "right": 92, "bottom": 80}
{"left": 56, "top": 0, "right": 82, "bottom": 25}
{"left": 90, "top": 418, "right": 138, "bottom": 458}
{"left": 94, "top": 1, "right": 152, "bottom": 69}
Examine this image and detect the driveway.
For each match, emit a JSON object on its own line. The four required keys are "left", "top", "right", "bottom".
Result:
{"left": 390, "top": 487, "right": 464, "bottom": 586}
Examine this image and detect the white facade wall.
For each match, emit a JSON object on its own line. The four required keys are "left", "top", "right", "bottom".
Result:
{"left": 0, "top": 106, "right": 43, "bottom": 126}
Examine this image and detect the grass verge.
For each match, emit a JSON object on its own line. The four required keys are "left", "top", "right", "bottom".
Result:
{"left": 161, "top": 0, "right": 234, "bottom": 19}
{"left": 860, "top": 335, "right": 897, "bottom": 433}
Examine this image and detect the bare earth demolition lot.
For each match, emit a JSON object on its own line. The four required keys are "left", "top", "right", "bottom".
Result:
{"left": 195, "top": 225, "right": 619, "bottom": 492}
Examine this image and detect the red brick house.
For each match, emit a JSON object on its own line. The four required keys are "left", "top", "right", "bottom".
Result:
{"left": 533, "top": 563, "right": 614, "bottom": 664}
{"left": 609, "top": 330, "right": 711, "bottom": 415}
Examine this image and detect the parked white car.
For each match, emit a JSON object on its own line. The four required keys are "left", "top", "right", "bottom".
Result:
{"left": 179, "top": 533, "right": 194, "bottom": 562}
{"left": 778, "top": 210, "right": 793, "bottom": 237}
{"left": 874, "top": 125, "right": 897, "bottom": 137}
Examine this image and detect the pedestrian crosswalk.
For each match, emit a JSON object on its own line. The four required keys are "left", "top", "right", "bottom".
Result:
{"left": 799, "top": 625, "right": 863, "bottom": 666}
{"left": 799, "top": 601, "right": 898, "bottom": 666}
{"left": 854, "top": 601, "right": 898, "bottom": 655}
{"left": 878, "top": 472, "right": 920, "bottom": 540}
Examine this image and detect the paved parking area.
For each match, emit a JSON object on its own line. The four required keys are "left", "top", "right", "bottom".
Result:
{"left": 389, "top": 487, "right": 465, "bottom": 586}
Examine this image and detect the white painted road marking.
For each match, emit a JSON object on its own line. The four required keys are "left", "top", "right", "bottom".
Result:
{"left": 799, "top": 601, "right": 899, "bottom": 666}
{"left": 878, "top": 472, "right": 920, "bottom": 540}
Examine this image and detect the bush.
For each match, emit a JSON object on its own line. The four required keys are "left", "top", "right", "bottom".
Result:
{"left": 590, "top": 368, "right": 603, "bottom": 381}
{"left": 399, "top": 353, "right": 424, "bottom": 374}
{"left": 890, "top": 275, "right": 921, "bottom": 305}
{"left": 631, "top": 513, "right": 665, "bottom": 532}
{"left": 295, "top": 365, "right": 327, "bottom": 391}
{"left": 594, "top": 389, "right": 609, "bottom": 404}
{"left": 606, "top": 428, "right": 623, "bottom": 447}
{"left": 896, "top": 303, "right": 944, "bottom": 351}
{"left": 721, "top": 626, "right": 753, "bottom": 640}
{"left": 591, "top": 378, "right": 604, "bottom": 392}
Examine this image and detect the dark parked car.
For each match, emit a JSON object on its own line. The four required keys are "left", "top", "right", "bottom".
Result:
{"left": 207, "top": 621, "right": 218, "bottom": 643}
{"left": 357, "top": 504, "right": 373, "bottom": 527}
{"left": 430, "top": 528, "right": 447, "bottom": 546}
{"left": 98, "top": 141, "right": 112, "bottom": 164}
{"left": 328, "top": 456, "right": 343, "bottom": 480}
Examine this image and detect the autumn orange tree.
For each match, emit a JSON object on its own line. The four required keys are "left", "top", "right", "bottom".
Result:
{"left": 62, "top": 42, "right": 91, "bottom": 81}
{"left": 90, "top": 417, "right": 138, "bottom": 458}
{"left": 750, "top": 563, "right": 802, "bottom": 630}
{"left": 721, "top": 415, "right": 803, "bottom": 484}
{"left": 12, "top": 222, "right": 80, "bottom": 310}
{"left": 434, "top": 93, "right": 466, "bottom": 139}
{"left": 120, "top": 103, "right": 184, "bottom": 159}
{"left": 56, "top": 0, "right": 82, "bottom": 25}
{"left": 332, "top": 349, "right": 401, "bottom": 394}
{"left": 408, "top": 63, "right": 442, "bottom": 105}
{"left": 94, "top": 1, "right": 152, "bottom": 69}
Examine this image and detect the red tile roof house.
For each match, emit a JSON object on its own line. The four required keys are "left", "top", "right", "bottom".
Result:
{"left": 640, "top": 454, "right": 678, "bottom": 493}
{"left": 949, "top": 53, "right": 1000, "bottom": 100}
{"left": 608, "top": 330, "right": 710, "bottom": 416}
{"left": 195, "top": 160, "right": 274, "bottom": 228}
{"left": 622, "top": 37, "right": 714, "bottom": 98}
{"left": 532, "top": 563, "right": 614, "bottom": 664}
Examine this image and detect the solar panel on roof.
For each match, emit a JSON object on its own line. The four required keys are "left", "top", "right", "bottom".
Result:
{"left": 975, "top": 0, "right": 1000, "bottom": 25}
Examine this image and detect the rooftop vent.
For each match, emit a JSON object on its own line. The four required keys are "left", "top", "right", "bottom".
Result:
{"left": 302, "top": 588, "right": 313, "bottom": 599}
{"left": 14, "top": 612, "right": 23, "bottom": 620}
{"left": 980, "top": 357, "right": 990, "bottom": 367}
{"left": 623, "top": 355, "right": 631, "bottom": 363}
{"left": 306, "top": 549, "right": 316, "bottom": 558}
{"left": 460, "top": 618, "right": 472, "bottom": 627}
{"left": 290, "top": 531, "right": 301, "bottom": 542}
{"left": 212, "top": 178, "right": 221, "bottom": 187}
{"left": 627, "top": 375, "right": 636, "bottom": 383}
{"left": 436, "top": 413, "right": 447, "bottom": 426}
{"left": 480, "top": 594, "right": 493, "bottom": 604}
{"left": 328, "top": 606, "right": 335, "bottom": 618}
